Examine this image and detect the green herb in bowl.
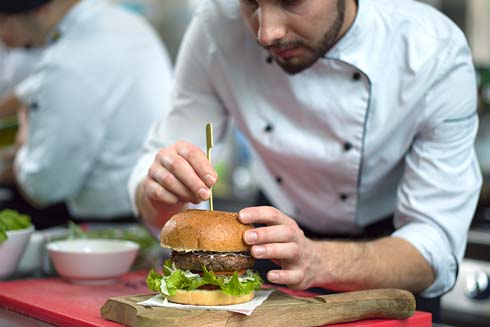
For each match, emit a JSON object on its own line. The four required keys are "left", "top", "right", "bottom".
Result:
{"left": 0, "top": 209, "right": 32, "bottom": 243}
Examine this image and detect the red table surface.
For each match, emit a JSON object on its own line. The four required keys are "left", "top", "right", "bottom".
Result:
{"left": 0, "top": 271, "right": 431, "bottom": 327}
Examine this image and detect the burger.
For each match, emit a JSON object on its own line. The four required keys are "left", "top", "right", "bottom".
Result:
{"left": 146, "top": 209, "right": 263, "bottom": 306}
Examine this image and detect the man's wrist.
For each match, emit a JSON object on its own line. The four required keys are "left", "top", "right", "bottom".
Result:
{"left": 135, "top": 180, "right": 185, "bottom": 230}
{"left": 311, "top": 239, "right": 369, "bottom": 291}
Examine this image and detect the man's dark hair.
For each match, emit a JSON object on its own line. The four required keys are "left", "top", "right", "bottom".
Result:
{"left": 0, "top": 0, "right": 52, "bottom": 14}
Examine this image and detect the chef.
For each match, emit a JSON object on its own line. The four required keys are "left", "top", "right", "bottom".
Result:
{"left": 0, "top": 45, "right": 39, "bottom": 182}
{"left": 0, "top": 45, "right": 39, "bottom": 98}
{"left": 0, "top": 0, "right": 174, "bottom": 228}
{"left": 129, "top": 0, "right": 482, "bottom": 319}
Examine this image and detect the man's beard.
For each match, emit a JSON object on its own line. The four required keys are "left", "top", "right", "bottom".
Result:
{"left": 267, "top": 0, "right": 346, "bottom": 75}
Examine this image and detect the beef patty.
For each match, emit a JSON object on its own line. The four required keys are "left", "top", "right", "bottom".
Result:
{"left": 171, "top": 251, "right": 255, "bottom": 272}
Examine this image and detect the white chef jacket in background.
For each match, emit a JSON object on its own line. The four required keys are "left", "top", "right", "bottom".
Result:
{"left": 129, "top": 0, "right": 482, "bottom": 297}
{"left": 0, "top": 46, "right": 39, "bottom": 97}
{"left": 14, "top": 0, "right": 173, "bottom": 219}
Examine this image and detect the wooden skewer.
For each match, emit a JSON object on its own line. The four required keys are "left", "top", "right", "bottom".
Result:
{"left": 206, "top": 123, "right": 214, "bottom": 211}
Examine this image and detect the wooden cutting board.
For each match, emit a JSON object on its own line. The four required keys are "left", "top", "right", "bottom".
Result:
{"left": 101, "top": 288, "right": 428, "bottom": 327}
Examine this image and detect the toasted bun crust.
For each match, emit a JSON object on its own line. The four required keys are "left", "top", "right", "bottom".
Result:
{"left": 161, "top": 210, "right": 252, "bottom": 252}
{"left": 167, "top": 289, "right": 254, "bottom": 306}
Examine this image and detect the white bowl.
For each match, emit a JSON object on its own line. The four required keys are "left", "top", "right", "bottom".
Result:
{"left": 0, "top": 225, "right": 35, "bottom": 280}
{"left": 47, "top": 239, "right": 139, "bottom": 285}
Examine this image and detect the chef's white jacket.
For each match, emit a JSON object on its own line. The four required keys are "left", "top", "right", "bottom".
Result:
{"left": 14, "top": 0, "right": 173, "bottom": 219}
{"left": 0, "top": 46, "right": 39, "bottom": 97}
{"left": 129, "top": 0, "right": 482, "bottom": 297}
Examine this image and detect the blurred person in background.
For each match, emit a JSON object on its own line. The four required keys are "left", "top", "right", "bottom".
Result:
{"left": 0, "top": 45, "right": 39, "bottom": 196}
{"left": 129, "top": 0, "right": 482, "bottom": 320}
{"left": 0, "top": 44, "right": 39, "bottom": 98}
{"left": 0, "top": 0, "right": 173, "bottom": 229}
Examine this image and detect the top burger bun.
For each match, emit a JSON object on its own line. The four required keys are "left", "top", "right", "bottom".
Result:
{"left": 160, "top": 209, "right": 253, "bottom": 252}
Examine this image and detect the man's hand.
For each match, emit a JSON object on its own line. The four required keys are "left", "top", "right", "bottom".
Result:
{"left": 136, "top": 141, "right": 218, "bottom": 228}
{"left": 239, "top": 206, "right": 319, "bottom": 290}
{"left": 239, "top": 206, "right": 435, "bottom": 294}
{"left": 15, "top": 107, "right": 29, "bottom": 148}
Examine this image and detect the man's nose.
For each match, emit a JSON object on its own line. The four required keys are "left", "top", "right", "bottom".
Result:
{"left": 257, "top": 7, "right": 286, "bottom": 47}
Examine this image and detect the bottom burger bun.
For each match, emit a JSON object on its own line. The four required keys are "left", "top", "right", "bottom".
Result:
{"left": 167, "top": 289, "right": 255, "bottom": 306}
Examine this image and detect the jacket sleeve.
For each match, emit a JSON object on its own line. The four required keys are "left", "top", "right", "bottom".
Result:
{"left": 128, "top": 2, "right": 229, "bottom": 213}
{"left": 392, "top": 30, "right": 482, "bottom": 298}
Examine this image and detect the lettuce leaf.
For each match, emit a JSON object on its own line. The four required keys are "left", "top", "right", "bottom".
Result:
{"left": 146, "top": 269, "right": 163, "bottom": 293}
{"left": 0, "top": 210, "right": 32, "bottom": 243}
{"left": 146, "top": 260, "right": 263, "bottom": 297}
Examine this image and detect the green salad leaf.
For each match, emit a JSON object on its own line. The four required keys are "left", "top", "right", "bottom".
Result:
{"left": 66, "top": 220, "right": 158, "bottom": 250}
{"left": 146, "top": 260, "right": 263, "bottom": 297}
{"left": 0, "top": 209, "right": 32, "bottom": 243}
{"left": 146, "top": 270, "right": 163, "bottom": 293}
